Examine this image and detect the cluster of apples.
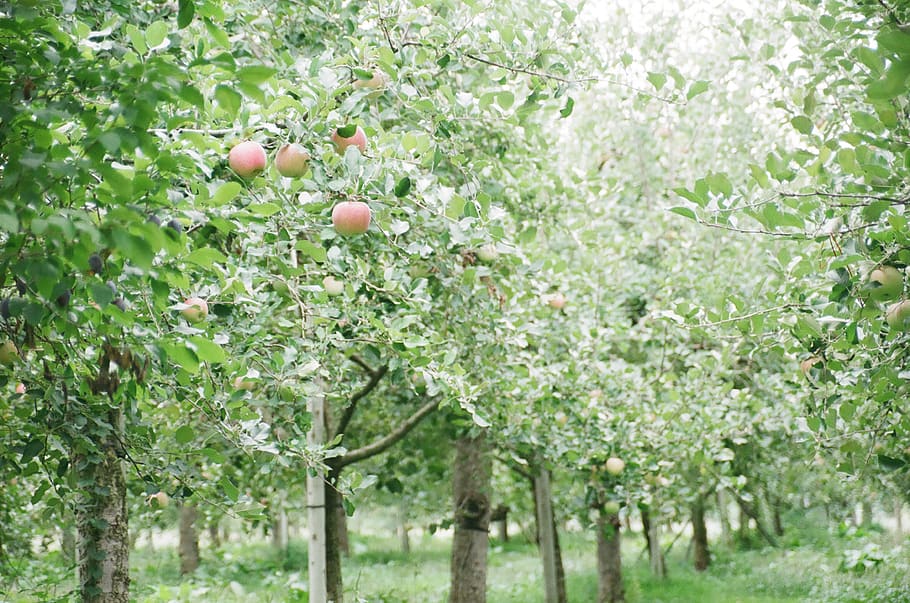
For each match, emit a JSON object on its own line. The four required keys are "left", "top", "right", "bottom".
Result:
{"left": 227, "top": 127, "right": 372, "bottom": 237}
{"left": 867, "top": 265, "right": 910, "bottom": 331}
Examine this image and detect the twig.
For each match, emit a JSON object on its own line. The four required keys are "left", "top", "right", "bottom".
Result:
{"left": 333, "top": 358, "right": 389, "bottom": 439}
{"left": 687, "top": 303, "right": 808, "bottom": 329}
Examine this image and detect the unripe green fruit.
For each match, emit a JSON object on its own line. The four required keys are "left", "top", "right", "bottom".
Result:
{"left": 603, "top": 501, "right": 621, "bottom": 515}
{"left": 868, "top": 266, "right": 903, "bottom": 301}
{"left": 605, "top": 457, "right": 625, "bottom": 476}
{"left": 0, "top": 341, "right": 19, "bottom": 365}
{"left": 886, "top": 300, "right": 910, "bottom": 332}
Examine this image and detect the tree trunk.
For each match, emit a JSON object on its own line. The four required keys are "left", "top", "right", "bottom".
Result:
{"left": 307, "top": 390, "right": 328, "bottom": 603}
{"left": 491, "top": 505, "right": 509, "bottom": 543}
{"left": 179, "top": 504, "right": 199, "bottom": 575}
{"left": 534, "top": 469, "right": 559, "bottom": 603}
{"left": 62, "top": 523, "right": 76, "bottom": 564}
{"left": 398, "top": 505, "right": 410, "bottom": 554}
{"left": 862, "top": 500, "right": 873, "bottom": 528}
{"left": 337, "top": 502, "right": 350, "bottom": 557}
{"left": 641, "top": 507, "right": 666, "bottom": 578}
{"left": 734, "top": 493, "right": 777, "bottom": 547}
{"left": 596, "top": 506, "right": 624, "bottom": 603}
{"left": 717, "top": 491, "right": 733, "bottom": 548}
{"left": 896, "top": 500, "right": 903, "bottom": 536}
{"left": 552, "top": 506, "right": 567, "bottom": 603}
{"left": 208, "top": 521, "right": 221, "bottom": 549}
{"left": 450, "top": 433, "right": 491, "bottom": 603}
{"left": 74, "top": 408, "right": 129, "bottom": 603}
{"left": 325, "top": 473, "right": 343, "bottom": 603}
{"left": 738, "top": 499, "right": 749, "bottom": 540}
{"left": 692, "top": 496, "right": 710, "bottom": 572}
{"left": 272, "top": 497, "right": 288, "bottom": 553}
{"left": 771, "top": 497, "right": 784, "bottom": 537}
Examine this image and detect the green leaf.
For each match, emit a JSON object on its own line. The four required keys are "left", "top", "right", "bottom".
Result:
{"left": 878, "top": 454, "right": 907, "bottom": 471}
{"left": 647, "top": 72, "right": 667, "bottom": 91}
{"left": 214, "top": 85, "right": 242, "bottom": 118}
{"left": 189, "top": 336, "right": 226, "bottom": 363}
{"left": 686, "top": 80, "right": 710, "bottom": 100}
{"left": 496, "top": 91, "right": 514, "bottom": 110}
{"left": 336, "top": 124, "right": 357, "bottom": 138}
{"left": 90, "top": 282, "right": 115, "bottom": 307}
{"left": 185, "top": 248, "right": 228, "bottom": 268}
{"left": 220, "top": 476, "right": 239, "bottom": 501}
{"left": 201, "top": 448, "right": 225, "bottom": 463}
{"left": 126, "top": 24, "right": 147, "bottom": 54}
{"left": 21, "top": 439, "right": 43, "bottom": 464}
{"left": 246, "top": 203, "right": 281, "bottom": 216}
{"left": 877, "top": 29, "right": 910, "bottom": 58}
{"left": 394, "top": 176, "right": 412, "bottom": 197}
{"left": 111, "top": 231, "right": 154, "bottom": 271}
{"left": 237, "top": 66, "right": 277, "bottom": 86}
{"left": 163, "top": 343, "right": 200, "bottom": 373}
{"left": 175, "top": 425, "right": 195, "bottom": 444}
{"left": 177, "top": 0, "right": 195, "bottom": 28}
{"left": 559, "top": 96, "right": 575, "bottom": 118}
{"left": 295, "top": 240, "right": 327, "bottom": 262}
{"left": 210, "top": 181, "right": 242, "bottom": 206}
{"left": 673, "top": 187, "right": 707, "bottom": 207}
{"left": 669, "top": 206, "right": 697, "bottom": 220}
{"left": 790, "top": 115, "right": 814, "bottom": 134}
{"left": 145, "top": 21, "right": 168, "bottom": 48}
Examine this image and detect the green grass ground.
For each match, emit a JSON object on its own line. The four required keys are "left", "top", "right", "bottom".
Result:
{"left": 5, "top": 520, "right": 910, "bottom": 602}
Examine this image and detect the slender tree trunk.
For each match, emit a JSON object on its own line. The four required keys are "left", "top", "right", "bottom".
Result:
{"left": 179, "top": 504, "right": 199, "bottom": 575}
{"left": 552, "top": 507, "right": 567, "bottom": 603}
{"left": 862, "top": 500, "right": 873, "bottom": 528}
{"left": 208, "top": 521, "right": 221, "bottom": 549}
{"left": 496, "top": 508, "right": 509, "bottom": 543}
{"left": 337, "top": 502, "right": 350, "bottom": 557}
{"left": 734, "top": 493, "right": 777, "bottom": 547}
{"left": 692, "top": 496, "right": 710, "bottom": 572}
{"left": 272, "top": 500, "right": 288, "bottom": 553}
{"left": 771, "top": 497, "right": 784, "bottom": 537}
{"left": 641, "top": 508, "right": 666, "bottom": 578}
{"left": 450, "top": 434, "right": 491, "bottom": 603}
{"left": 717, "top": 491, "right": 733, "bottom": 548}
{"left": 738, "top": 499, "right": 749, "bottom": 541}
{"left": 74, "top": 408, "right": 129, "bottom": 603}
{"left": 325, "top": 473, "right": 343, "bottom": 603}
{"left": 895, "top": 500, "right": 903, "bottom": 536}
{"left": 534, "top": 469, "right": 559, "bottom": 603}
{"left": 62, "top": 523, "right": 76, "bottom": 564}
{"left": 398, "top": 505, "right": 410, "bottom": 554}
{"left": 307, "top": 390, "right": 328, "bottom": 603}
{"left": 596, "top": 506, "right": 624, "bottom": 603}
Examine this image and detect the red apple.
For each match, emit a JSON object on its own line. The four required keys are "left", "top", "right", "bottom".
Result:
{"left": 0, "top": 341, "right": 18, "bottom": 365}
{"left": 605, "top": 457, "right": 625, "bottom": 476}
{"left": 323, "top": 276, "right": 344, "bottom": 296}
{"left": 332, "top": 126, "right": 367, "bottom": 155}
{"left": 275, "top": 143, "right": 310, "bottom": 178}
{"left": 181, "top": 297, "right": 208, "bottom": 323}
{"left": 886, "top": 300, "right": 910, "bottom": 331}
{"left": 15, "top": 382, "right": 25, "bottom": 394}
{"left": 228, "top": 140, "right": 267, "bottom": 177}
{"left": 332, "top": 201, "right": 371, "bottom": 235}
{"left": 546, "top": 292, "right": 567, "bottom": 310}
{"left": 868, "top": 266, "right": 903, "bottom": 300}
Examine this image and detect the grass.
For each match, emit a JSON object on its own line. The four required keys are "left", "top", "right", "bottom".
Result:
{"left": 4, "top": 516, "right": 909, "bottom": 602}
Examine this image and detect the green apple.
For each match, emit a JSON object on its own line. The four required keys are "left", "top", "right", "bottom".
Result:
{"left": 605, "top": 457, "right": 625, "bottom": 476}
{"left": 868, "top": 266, "right": 903, "bottom": 300}
{"left": 886, "top": 300, "right": 910, "bottom": 331}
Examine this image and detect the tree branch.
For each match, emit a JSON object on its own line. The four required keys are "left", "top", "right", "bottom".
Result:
{"left": 333, "top": 397, "right": 440, "bottom": 468}
{"left": 333, "top": 357, "right": 388, "bottom": 439}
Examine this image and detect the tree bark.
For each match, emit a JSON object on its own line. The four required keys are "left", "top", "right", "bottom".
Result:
{"left": 272, "top": 501, "right": 288, "bottom": 553}
{"left": 692, "top": 496, "right": 710, "bottom": 572}
{"left": 640, "top": 507, "right": 666, "bottom": 578}
{"left": 896, "top": 500, "right": 903, "bottom": 536}
{"left": 207, "top": 521, "right": 221, "bottom": 549}
{"left": 74, "top": 408, "right": 129, "bottom": 603}
{"left": 179, "top": 504, "right": 199, "bottom": 575}
{"left": 717, "top": 490, "right": 733, "bottom": 548}
{"left": 450, "top": 434, "right": 491, "bottom": 603}
{"left": 862, "top": 500, "right": 873, "bottom": 528}
{"left": 771, "top": 496, "right": 784, "bottom": 537}
{"left": 307, "top": 390, "right": 328, "bottom": 603}
{"left": 62, "top": 523, "right": 76, "bottom": 564}
{"left": 325, "top": 475, "right": 343, "bottom": 603}
{"left": 397, "top": 505, "right": 410, "bottom": 554}
{"left": 733, "top": 492, "right": 777, "bottom": 547}
{"left": 337, "top": 502, "right": 350, "bottom": 557}
{"left": 596, "top": 506, "right": 624, "bottom": 603}
{"left": 534, "top": 470, "right": 559, "bottom": 603}
{"left": 552, "top": 504, "right": 567, "bottom": 603}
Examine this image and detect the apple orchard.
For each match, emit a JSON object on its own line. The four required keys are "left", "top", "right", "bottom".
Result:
{"left": 1, "top": 1, "right": 910, "bottom": 603}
